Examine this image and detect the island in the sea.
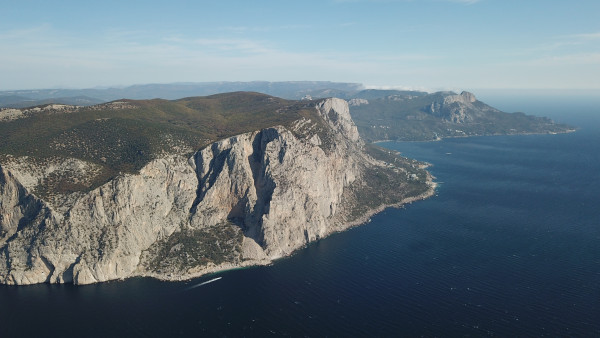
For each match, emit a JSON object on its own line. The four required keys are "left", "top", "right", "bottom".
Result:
{"left": 0, "top": 86, "right": 573, "bottom": 285}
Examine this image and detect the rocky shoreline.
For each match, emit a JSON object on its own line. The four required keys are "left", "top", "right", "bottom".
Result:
{"left": 138, "top": 172, "right": 437, "bottom": 283}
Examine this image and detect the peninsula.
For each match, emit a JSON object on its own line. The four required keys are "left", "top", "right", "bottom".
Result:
{"left": 0, "top": 93, "right": 433, "bottom": 285}
{"left": 346, "top": 90, "right": 575, "bottom": 142}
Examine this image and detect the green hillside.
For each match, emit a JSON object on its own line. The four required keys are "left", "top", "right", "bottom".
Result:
{"left": 0, "top": 92, "right": 318, "bottom": 193}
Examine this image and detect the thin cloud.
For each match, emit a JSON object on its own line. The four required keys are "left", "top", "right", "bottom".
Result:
{"left": 532, "top": 53, "right": 600, "bottom": 66}
{"left": 535, "top": 31, "right": 600, "bottom": 52}
{"left": 492, "top": 52, "right": 600, "bottom": 68}
{"left": 0, "top": 25, "right": 441, "bottom": 89}
{"left": 449, "top": 0, "right": 480, "bottom": 4}
{"left": 333, "top": 0, "right": 481, "bottom": 3}
{"left": 217, "top": 24, "right": 312, "bottom": 33}
{"left": 0, "top": 25, "right": 52, "bottom": 40}
{"left": 506, "top": 31, "right": 600, "bottom": 57}
{"left": 189, "top": 38, "right": 273, "bottom": 54}
{"left": 564, "top": 32, "right": 600, "bottom": 40}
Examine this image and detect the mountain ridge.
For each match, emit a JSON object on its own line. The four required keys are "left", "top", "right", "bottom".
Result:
{"left": 1, "top": 83, "right": 576, "bottom": 143}
{"left": 348, "top": 90, "right": 575, "bottom": 141}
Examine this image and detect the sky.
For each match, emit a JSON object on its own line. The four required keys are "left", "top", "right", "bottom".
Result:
{"left": 1, "top": 0, "right": 599, "bottom": 91}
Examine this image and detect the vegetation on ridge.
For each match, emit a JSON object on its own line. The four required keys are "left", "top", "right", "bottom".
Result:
{"left": 0, "top": 92, "right": 319, "bottom": 195}
{"left": 141, "top": 222, "right": 244, "bottom": 274}
{"left": 344, "top": 144, "right": 432, "bottom": 221}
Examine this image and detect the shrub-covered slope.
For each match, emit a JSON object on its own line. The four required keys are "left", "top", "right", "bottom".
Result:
{"left": 0, "top": 92, "right": 319, "bottom": 196}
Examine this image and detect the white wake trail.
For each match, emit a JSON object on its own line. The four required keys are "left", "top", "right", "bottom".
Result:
{"left": 185, "top": 277, "right": 222, "bottom": 291}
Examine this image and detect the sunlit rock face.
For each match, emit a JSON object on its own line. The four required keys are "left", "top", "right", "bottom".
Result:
{"left": 0, "top": 98, "right": 387, "bottom": 285}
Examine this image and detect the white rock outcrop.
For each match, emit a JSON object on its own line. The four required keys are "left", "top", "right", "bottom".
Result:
{"left": 427, "top": 91, "right": 498, "bottom": 124}
{"left": 0, "top": 108, "right": 24, "bottom": 121}
{"left": 443, "top": 91, "right": 477, "bottom": 105}
{"left": 348, "top": 98, "right": 369, "bottom": 107}
{"left": 0, "top": 105, "right": 80, "bottom": 122}
{"left": 189, "top": 124, "right": 359, "bottom": 259}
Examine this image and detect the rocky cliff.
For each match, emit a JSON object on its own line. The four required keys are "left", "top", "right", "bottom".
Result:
{"left": 0, "top": 98, "right": 433, "bottom": 285}
{"left": 426, "top": 91, "right": 499, "bottom": 123}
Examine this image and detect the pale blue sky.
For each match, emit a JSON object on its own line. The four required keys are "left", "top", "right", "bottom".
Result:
{"left": 1, "top": 0, "right": 599, "bottom": 91}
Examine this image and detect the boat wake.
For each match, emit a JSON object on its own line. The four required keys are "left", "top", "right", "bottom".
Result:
{"left": 184, "top": 277, "right": 222, "bottom": 291}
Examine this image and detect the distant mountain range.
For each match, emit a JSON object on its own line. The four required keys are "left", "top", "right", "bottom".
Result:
{"left": 0, "top": 95, "right": 104, "bottom": 108}
{"left": 0, "top": 81, "right": 575, "bottom": 141}
{"left": 0, "top": 81, "right": 362, "bottom": 107}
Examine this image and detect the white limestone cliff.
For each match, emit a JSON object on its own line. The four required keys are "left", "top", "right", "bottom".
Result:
{"left": 0, "top": 98, "right": 430, "bottom": 285}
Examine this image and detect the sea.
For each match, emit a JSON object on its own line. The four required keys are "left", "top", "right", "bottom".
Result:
{"left": 1, "top": 94, "right": 599, "bottom": 337}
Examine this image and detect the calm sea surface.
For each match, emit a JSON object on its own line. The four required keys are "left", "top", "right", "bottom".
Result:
{"left": 1, "top": 97, "right": 599, "bottom": 337}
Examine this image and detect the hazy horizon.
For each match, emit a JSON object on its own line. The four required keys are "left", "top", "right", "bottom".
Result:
{"left": 2, "top": 0, "right": 598, "bottom": 91}
{"left": 3, "top": 81, "right": 600, "bottom": 96}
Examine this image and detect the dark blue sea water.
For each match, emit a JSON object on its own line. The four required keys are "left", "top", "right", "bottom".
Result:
{"left": 1, "top": 97, "right": 599, "bottom": 337}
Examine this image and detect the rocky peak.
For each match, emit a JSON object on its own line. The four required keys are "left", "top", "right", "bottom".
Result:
{"left": 423, "top": 91, "right": 481, "bottom": 124}
{"left": 315, "top": 98, "right": 361, "bottom": 143}
{"left": 442, "top": 91, "right": 477, "bottom": 105}
{"left": 460, "top": 91, "right": 476, "bottom": 103}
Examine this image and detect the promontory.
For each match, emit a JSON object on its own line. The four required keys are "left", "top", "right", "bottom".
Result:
{"left": 0, "top": 93, "right": 433, "bottom": 285}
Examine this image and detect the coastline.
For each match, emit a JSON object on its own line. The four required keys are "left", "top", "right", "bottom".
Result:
{"left": 338, "top": 170, "right": 437, "bottom": 232}
{"left": 136, "top": 259, "right": 273, "bottom": 282}
{"left": 1, "top": 143, "right": 438, "bottom": 286}
{"left": 162, "top": 126, "right": 574, "bottom": 284}
{"left": 370, "top": 127, "right": 577, "bottom": 144}
{"left": 135, "top": 171, "right": 438, "bottom": 284}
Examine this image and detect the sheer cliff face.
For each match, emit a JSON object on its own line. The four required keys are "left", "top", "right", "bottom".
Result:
{"left": 0, "top": 98, "right": 373, "bottom": 285}
{"left": 427, "top": 91, "right": 500, "bottom": 124}
{"left": 0, "top": 156, "right": 198, "bottom": 285}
